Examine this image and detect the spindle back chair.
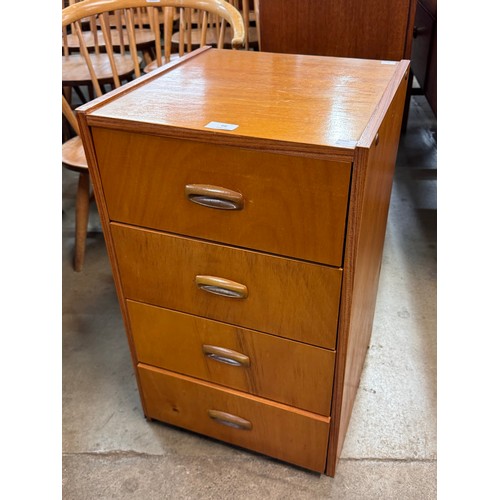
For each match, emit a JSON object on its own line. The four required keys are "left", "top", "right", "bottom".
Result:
{"left": 62, "top": 0, "right": 245, "bottom": 271}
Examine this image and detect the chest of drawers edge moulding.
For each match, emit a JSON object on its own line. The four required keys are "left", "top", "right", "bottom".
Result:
{"left": 76, "top": 47, "right": 410, "bottom": 477}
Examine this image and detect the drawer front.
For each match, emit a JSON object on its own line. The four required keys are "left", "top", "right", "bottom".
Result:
{"left": 112, "top": 223, "right": 342, "bottom": 349}
{"left": 93, "top": 128, "right": 352, "bottom": 267}
{"left": 138, "top": 364, "right": 330, "bottom": 473}
{"left": 128, "top": 300, "right": 335, "bottom": 415}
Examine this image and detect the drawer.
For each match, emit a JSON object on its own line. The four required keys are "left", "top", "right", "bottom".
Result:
{"left": 112, "top": 223, "right": 342, "bottom": 349}
{"left": 128, "top": 300, "right": 335, "bottom": 415}
{"left": 93, "top": 128, "right": 352, "bottom": 267}
{"left": 138, "top": 364, "right": 330, "bottom": 473}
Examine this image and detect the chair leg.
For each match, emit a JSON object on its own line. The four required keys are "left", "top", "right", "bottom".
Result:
{"left": 74, "top": 171, "right": 90, "bottom": 272}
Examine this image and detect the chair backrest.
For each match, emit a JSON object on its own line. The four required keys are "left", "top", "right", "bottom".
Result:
{"left": 62, "top": 0, "right": 245, "bottom": 100}
{"left": 225, "top": 0, "right": 259, "bottom": 51}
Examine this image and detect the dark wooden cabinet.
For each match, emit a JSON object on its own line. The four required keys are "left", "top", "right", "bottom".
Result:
{"left": 410, "top": 0, "right": 437, "bottom": 115}
{"left": 258, "top": 0, "right": 417, "bottom": 61}
{"left": 258, "top": 0, "right": 437, "bottom": 121}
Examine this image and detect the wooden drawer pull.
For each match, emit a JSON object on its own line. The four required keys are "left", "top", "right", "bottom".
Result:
{"left": 202, "top": 344, "right": 250, "bottom": 367}
{"left": 185, "top": 184, "right": 244, "bottom": 210}
{"left": 195, "top": 275, "right": 248, "bottom": 299}
{"left": 208, "top": 409, "right": 252, "bottom": 430}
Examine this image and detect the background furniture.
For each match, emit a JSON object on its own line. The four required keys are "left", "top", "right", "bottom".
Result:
{"left": 227, "top": 0, "right": 259, "bottom": 50}
{"left": 77, "top": 46, "right": 409, "bottom": 475}
{"left": 410, "top": 0, "right": 437, "bottom": 115}
{"left": 256, "top": 0, "right": 437, "bottom": 128}
{"left": 257, "top": 0, "right": 417, "bottom": 60}
{"left": 62, "top": 0, "right": 245, "bottom": 271}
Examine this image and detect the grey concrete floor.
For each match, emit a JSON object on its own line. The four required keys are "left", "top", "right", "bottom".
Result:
{"left": 62, "top": 95, "right": 437, "bottom": 499}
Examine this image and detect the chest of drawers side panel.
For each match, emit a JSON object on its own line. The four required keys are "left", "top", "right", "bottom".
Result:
{"left": 75, "top": 110, "right": 152, "bottom": 420}
{"left": 325, "top": 67, "right": 409, "bottom": 476}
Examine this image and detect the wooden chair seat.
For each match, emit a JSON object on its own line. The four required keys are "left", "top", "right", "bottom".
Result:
{"left": 62, "top": 52, "right": 140, "bottom": 86}
{"left": 143, "top": 53, "right": 181, "bottom": 73}
{"left": 103, "top": 9, "right": 180, "bottom": 26}
{"left": 62, "top": 136, "right": 87, "bottom": 172}
{"left": 111, "top": 28, "right": 155, "bottom": 48}
{"left": 63, "top": 28, "right": 155, "bottom": 50}
{"left": 63, "top": 30, "right": 106, "bottom": 49}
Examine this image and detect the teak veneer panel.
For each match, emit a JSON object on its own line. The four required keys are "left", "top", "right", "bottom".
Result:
{"left": 259, "top": 0, "right": 416, "bottom": 61}
{"left": 111, "top": 223, "right": 342, "bottom": 349}
{"left": 93, "top": 127, "right": 351, "bottom": 266}
{"left": 128, "top": 300, "right": 336, "bottom": 415}
{"left": 86, "top": 49, "right": 403, "bottom": 152}
{"left": 326, "top": 63, "right": 410, "bottom": 476}
{"left": 138, "top": 364, "right": 331, "bottom": 473}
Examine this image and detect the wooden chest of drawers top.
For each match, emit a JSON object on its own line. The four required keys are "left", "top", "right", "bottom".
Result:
{"left": 83, "top": 47, "right": 408, "bottom": 157}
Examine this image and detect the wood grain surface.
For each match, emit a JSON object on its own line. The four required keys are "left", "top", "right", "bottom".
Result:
{"left": 128, "top": 300, "right": 336, "bottom": 415}
{"left": 258, "top": 0, "right": 416, "bottom": 61}
{"left": 138, "top": 363, "right": 331, "bottom": 472}
{"left": 86, "top": 49, "right": 402, "bottom": 152}
{"left": 326, "top": 65, "right": 409, "bottom": 476}
{"left": 93, "top": 127, "right": 351, "bottom": 266}
{"left": 110, "top": 223, "right": 342, "bottom": 349}
{"left": 62, "top": 52, "right": 136, "bottom": 86}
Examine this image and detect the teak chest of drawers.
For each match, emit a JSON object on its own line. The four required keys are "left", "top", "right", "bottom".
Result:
{"left": 77, "top": 47, "right": 409, "bottom": 476}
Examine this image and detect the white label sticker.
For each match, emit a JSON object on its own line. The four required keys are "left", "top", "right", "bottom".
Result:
{"left": 146, "top": 0, "right": 161, "bottom": 3}
{"left": 335, "top": 139, "right": 357, "bottom": 148}
{"left": 381, "top": 60, "right": 397, "bottom": 65}
{"left": 205, "top": 121, "right": 239, "bottom": 131}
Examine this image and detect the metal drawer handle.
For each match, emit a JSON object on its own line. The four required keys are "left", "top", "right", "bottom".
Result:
{"left": 208, "top": 409, "right": 252, "bottom": 430}
{"left": 185, "top": 184, "right": 244, "bottom": 210}
{"left": 202, "top": 345, "right": 250, "bottom": 367}
{"left": 195, "top": 275, "right": 248, "bottom": 299}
